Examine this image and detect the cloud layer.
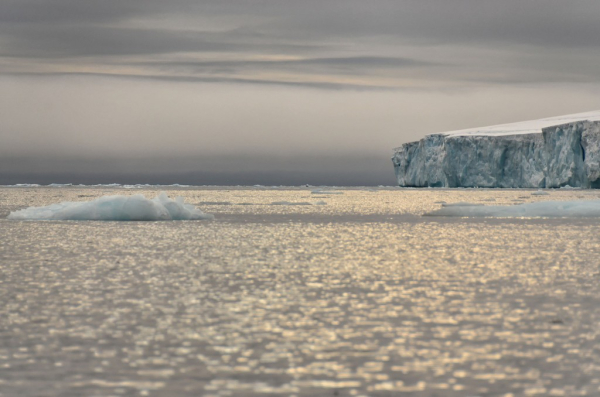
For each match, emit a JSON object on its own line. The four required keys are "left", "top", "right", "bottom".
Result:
{"left": 3, "top": 0, "right": 600, "bottom": 88}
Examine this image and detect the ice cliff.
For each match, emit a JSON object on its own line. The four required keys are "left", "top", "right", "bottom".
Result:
{"left": 392, "top": 110, "right": 600, "bottom": 188}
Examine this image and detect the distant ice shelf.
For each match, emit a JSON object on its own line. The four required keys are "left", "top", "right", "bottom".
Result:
{"left": 392, "top": 110, "right": 600, "bottom": 188}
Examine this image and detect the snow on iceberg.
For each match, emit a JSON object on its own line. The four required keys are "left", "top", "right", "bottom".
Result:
{"left": 392, "top": 110, "right": 600, "bottom": 188}
{"left": 7, "top": 192, "right": 214, "bottom": 221}
{"left": 424, "top": 200, "right": 600, "bottom": 218}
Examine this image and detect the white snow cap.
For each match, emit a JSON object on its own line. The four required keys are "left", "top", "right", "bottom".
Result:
{"left": 440, "top": 110, "right": 600, "bottom": 137}
{"left": 8, "top": 192, "right": 214, "bottom": 221}
{"left": 425, "top": 200, "right": 600, "bottom": 218}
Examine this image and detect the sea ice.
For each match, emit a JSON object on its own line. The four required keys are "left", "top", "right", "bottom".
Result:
{"left": 425, "top": 200, "right": 600, "bottom": 218}
{"left": 271, "top": 201, "right": 313, "bottom": 206}
{"left": 7, "top": 192, "right": 214, "bottom": 221}
{"left": 311, "top": 189, "right": 344, "bottom": 195}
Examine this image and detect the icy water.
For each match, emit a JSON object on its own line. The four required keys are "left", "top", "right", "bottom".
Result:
{"left": 2, "top": 186, "right": 600, "bottom": 397}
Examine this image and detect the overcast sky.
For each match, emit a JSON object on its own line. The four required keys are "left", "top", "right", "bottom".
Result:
{"left": 2, "top": 0, "right": 600, "bottom": 184}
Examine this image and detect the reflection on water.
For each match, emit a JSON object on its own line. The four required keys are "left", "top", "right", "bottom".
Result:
{"left": 1, "top": 187, "right": 600, "bottom": 396}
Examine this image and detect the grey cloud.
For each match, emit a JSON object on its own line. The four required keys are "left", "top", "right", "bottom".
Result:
{"left": 6, "top": 72, "right": 396, "bottom": 91}
{"left": 169, "top": 56, "right": 431, "bottom": 68}
{"left": 151, "top": 0, "right": 600, "bottom": 50}
{"left": 249, "top": 0, "right": 600, "bottom": 49}
{"left": 1, "top": 26, "right": 236, "bottom": 58}
{"left": 4, "top": 1, "right": 600, "bottom": 53}
{"left": 2, "top": 0, "right": 600, "bottom": 88}
{"left": 0, "top": 0, "right": 168, "bottom": 24}
{"left": 0, "top": 25, "right": 321, "bottom": 58}
{"left": 145, "top": 56, "right": 435, "bottom": 78}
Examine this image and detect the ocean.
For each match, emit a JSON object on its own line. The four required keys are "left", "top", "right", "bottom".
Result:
{"left": 2, "top": 186, "right": 600, "bottom": 396}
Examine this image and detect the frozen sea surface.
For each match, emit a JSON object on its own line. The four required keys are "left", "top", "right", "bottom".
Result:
{"left": 2, "top": 186, "right": 600, "bottom": 396}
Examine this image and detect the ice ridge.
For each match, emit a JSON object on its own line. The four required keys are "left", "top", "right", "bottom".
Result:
{"left": 392, "top": 111, "right": 600, "bottom": 188}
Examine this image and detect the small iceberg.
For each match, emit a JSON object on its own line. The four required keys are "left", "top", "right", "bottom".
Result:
{"left": 8, "top": 192, "right": 214, "bottom": 221}
{"left": 531, "top": 190, "right": 550, "bottom": 196}
{"left": 425, "top": 200, "right": 600, "bottom": 218}
{"left": 48, "top": 183, "right": 73, "bottom": 187}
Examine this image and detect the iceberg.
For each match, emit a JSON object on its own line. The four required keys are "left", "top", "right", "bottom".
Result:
{"left": 48, "top": 183, "right": 73, "bottom": 187}
{"left": 424, "top": 200, "right": 600, "bottom": 218}
{"left": 392, "top": 110, "right": 600, "bottom": 188}
{"left": 7, "top": 192, "right": 214, "bottom": 221}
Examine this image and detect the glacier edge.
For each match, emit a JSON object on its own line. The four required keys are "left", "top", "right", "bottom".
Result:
{"left": 392, "top": 120, "right": 600, "bottom": 188}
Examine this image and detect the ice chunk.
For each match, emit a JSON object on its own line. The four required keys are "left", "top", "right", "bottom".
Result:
{"left": 424, "top": 200, "right": 600, "bottom": 218}
{"left": 7, "top": 192, "right": 214, "bottom": 221}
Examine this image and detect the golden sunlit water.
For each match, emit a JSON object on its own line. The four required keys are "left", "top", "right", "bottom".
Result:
{"left": 2, "top": 186, "right": 600, "bottom": 396}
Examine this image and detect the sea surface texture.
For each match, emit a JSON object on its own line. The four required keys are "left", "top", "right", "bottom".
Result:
{"left": 2, "top": 186, "right": 600, "bottom": 396}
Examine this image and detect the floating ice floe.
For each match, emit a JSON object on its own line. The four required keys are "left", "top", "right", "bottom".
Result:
{"left": 48, "top": 183, "right": 73, "bottom": 187}
{"left": 8, "top": 192, "right": 214, "bottom": 221}
{"left": 424, "top": 200, "right": 600, "bottom": 218}
{"left": 270, "top": 201, "right": 327, "bottom": 206}
{"left": 2, "top": 183, "right": 197, "bottom": 188}
{"left": 271, "top": 201, "right": 313, "bottom": 206}
{"left": 531, "top": 190, "right": 550, "bottom": 196}
{"left": 311, "top": 189, "right": 343, "bottom": 195}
